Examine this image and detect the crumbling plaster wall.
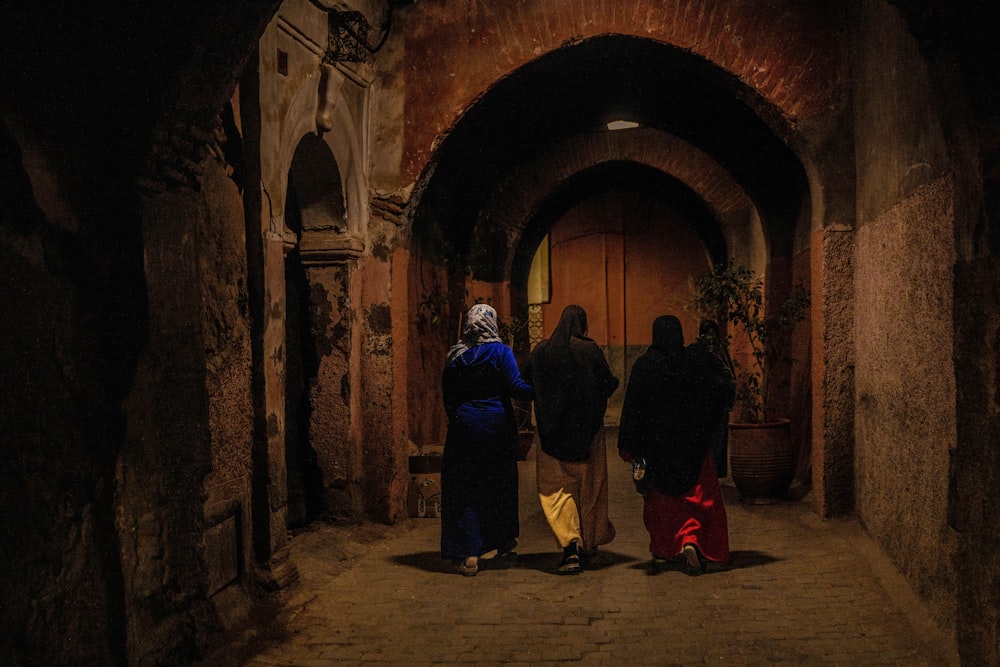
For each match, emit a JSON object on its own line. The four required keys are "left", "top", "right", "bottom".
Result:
{"left": 850, "top": 0, "right": 958, "bottom": 635}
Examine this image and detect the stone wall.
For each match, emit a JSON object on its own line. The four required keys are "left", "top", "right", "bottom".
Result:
{"left": 809, "top": 226, "right": 855, "bottom": 516}
{"left": 854, "top": 177, "right": 958, "bottom": 626}
{"left": 0, "top": 119, "right": 135, "bottom": 667}
{"left": 1, "top": 1, "right": 280, "bottom": 661}
{"left": 952, "top": 259, "right": 1000, "bottom": 665}
{"left": 850, "top": 0, "right": 958, "bottom": 634}
{"left": 121, "top": 152, "right": 255, "bottom": 664}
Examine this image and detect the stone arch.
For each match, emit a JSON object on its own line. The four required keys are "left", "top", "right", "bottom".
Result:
{"left": 406, "top": 30, "right": 816, "bottom": 471}
{"left": 508, "top": 159, "right": 733, "bottom": 290}
{"left": 399, "top": 2, "right": 847, "bottom": 182}
{"left": 266, "top": 61, "right": 369, "bottom": 256}
{"left": 474, "top": 127, "right": 759, "bottom": 286}
{"left": 410, "top": 34, "right": 810, "bottom": 271}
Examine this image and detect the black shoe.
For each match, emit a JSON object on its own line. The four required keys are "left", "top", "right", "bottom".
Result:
{"left": 497, "top": 539, "right": 517, "bottom": 558}
{"left": 481, "top": 539, "right": 518, "bottom": 570}
{"left": 557, "top": 543, "right": 583, "bottom": 575}
{"left": 647, "top": 555, "right": 668, "bottom": 575}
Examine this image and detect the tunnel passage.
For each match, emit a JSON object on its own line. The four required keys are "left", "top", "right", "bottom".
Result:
{"left": 406, "top": 33, "right": 811, "bottom": 448}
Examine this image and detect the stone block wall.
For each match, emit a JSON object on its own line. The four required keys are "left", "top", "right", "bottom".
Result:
{"left": 952, "top": 259, "right": 1000, "bottom": 665}
{"left": 850, "top": 0, "right": 960, "bottom": 638}
{"left": 854, "top": 177, "right": 958, "bottom": 627}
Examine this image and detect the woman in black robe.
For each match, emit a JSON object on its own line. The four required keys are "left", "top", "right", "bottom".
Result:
{"left": 688, "top": 319, "right": 736, "bottom": 477}
{"left": 522, "top": 305, "right": 619, "bottom": 574}
{"left": 617, "top": 314, "right": 730, "bottom": 572}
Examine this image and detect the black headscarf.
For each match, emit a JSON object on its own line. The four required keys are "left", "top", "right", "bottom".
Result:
{"left": 651, "top": 314, "right": 684, "bottom": 356}
{"left": 524, "top": 305, "right": 619, "bottom": 462}
{"left": 618, "top": 315, "right": 726, "bottom": 495}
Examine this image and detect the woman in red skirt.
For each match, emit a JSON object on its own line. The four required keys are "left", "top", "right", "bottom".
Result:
{"left": 617, "top": 315, "right": 732, "bottom": 572}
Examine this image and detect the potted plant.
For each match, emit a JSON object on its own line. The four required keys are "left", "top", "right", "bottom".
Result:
{"left": 693, "top": 262, "right": 810, "bottom": 502}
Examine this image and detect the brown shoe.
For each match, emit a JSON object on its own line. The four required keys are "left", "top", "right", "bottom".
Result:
{"left": 459, "top": 556, "right": 478, "bottom": 577}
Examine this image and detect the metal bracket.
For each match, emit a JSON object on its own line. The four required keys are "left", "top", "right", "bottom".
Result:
{"left": 325, "top": 11, "right": 371, "bottom": 64}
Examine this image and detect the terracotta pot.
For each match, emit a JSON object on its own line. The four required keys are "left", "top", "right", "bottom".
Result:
{"left": 728, "top": 419, "right": 794, "bottom": 504}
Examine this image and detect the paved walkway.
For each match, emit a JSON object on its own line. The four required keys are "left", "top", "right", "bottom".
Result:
{"left": 233, "top": 433, "right": 959, "bottom": 666}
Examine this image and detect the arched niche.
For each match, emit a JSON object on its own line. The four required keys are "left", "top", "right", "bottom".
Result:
{"left": 282, "top": 131, "right": 363, "bottom": 525}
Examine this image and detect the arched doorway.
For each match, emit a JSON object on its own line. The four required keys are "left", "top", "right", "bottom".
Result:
{"left": 522, "top": 161, "right": 727, "bottom": 421}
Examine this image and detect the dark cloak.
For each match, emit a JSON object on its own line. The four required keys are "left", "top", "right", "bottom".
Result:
{"left": 618, "top": 315, "right": 730, "bottom": 496}
{"left": 523, "top": 305, "right": 619, "bottom": 462}
{"left": 687, "top": 319, "right": 736, "bottom": 476}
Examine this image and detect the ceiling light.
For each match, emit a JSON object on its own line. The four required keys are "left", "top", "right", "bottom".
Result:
{"left": 606, "top": 120, "right": 639, "bottom": 131}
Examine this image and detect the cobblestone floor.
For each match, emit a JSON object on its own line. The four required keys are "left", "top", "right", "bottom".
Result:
{"left": 232, "top": 432, "right": 959, "bottom": 666}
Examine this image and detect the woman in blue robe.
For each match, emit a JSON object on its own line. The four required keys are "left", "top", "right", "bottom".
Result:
{"left": 440, "top": 304, "right": 534, "bottom": 576}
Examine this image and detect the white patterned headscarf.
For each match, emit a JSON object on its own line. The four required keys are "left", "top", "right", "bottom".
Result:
{"left": 447, "top": 303, "right": 502, "bottom": 362}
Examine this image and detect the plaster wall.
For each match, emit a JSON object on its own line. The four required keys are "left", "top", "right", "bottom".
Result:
{"left": 851, "top": 0, "right": 958, "bottom": 632}
{"left": 406, "top": 250, "right": 454, "bottom": 448}
{"left": 357, "top": 252, "right": 406, "bottom": 521}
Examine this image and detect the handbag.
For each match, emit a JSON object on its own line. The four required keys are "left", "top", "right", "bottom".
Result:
{"left": 632, "top": 457, "right": 652, "bottom": 495}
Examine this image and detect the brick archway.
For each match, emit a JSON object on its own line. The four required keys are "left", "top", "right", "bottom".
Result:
{"left": 409, "top": 33, "right": 810, "bottom": 280}
{"left": 405, "top": 30, "right": 816, "bottom": 456}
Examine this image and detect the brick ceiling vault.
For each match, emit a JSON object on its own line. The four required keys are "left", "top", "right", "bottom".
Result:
{"left": 410, "top": 32, "right": 819, "bottom": 281}
{"left": 403, "top": 0, "right": 845, "bottom": 181}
